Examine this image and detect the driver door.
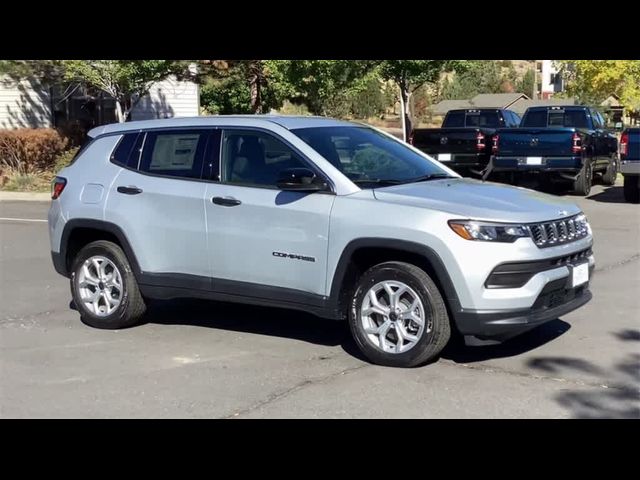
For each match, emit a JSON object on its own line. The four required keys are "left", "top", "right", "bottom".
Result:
{"left": 204, "top": 128, "right": 335, "bottom": 297}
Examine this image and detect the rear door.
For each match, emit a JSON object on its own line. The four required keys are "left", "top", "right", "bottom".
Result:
{"left": 104, "top": 129, "right": 216, "bottom": 283}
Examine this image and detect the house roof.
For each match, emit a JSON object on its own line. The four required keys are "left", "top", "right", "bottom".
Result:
{"left": 510, "top": 98, "right": 577, "bottom": 115}
{"left": 469, "top": 93, "right": 529, "bottom": 108}
{"left": 431, "top": 93, "right": 531, "bottom": 115}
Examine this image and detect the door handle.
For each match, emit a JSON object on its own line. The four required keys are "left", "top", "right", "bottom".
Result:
{"left": 212, "top": 196, "right": 241, "bottom": 207}
{"left": 117, "top": 186, "right": 143, "bottom": 195}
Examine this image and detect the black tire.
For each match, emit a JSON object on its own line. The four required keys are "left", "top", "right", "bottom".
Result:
{"left": 348, "top": 261, "right": 451, "bottom": 368}
{"left": 70, "top": 240, "right": 146, "bottom": 329}
{"left": 572, "top": 158, "right": 593, "bottom": 196}
{"left": 601, "top": 154, "right": 618, "bottom": 186}
{"left": 623, "top": 175, "right": 640, "bottom": 203}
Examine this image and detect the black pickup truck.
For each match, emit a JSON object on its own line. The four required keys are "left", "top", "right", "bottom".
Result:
{"left": 409, "top": 108, "right": 521, "bottom": 176}
{"left": 491, "top": 106, "right": 618, "bottom": 196}
{"left": 620, "top": 128, "right": 640, "bottom": 203}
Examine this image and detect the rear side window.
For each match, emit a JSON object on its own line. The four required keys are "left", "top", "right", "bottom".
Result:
{"left": 111, "top": 133, "right": 143, "bottom": 169}
{"left": 139, "top": 129, "right": 210, "bottom": 179}
{"left": 465, "top": 111, "right": 501, "bottom": 128}
{"left": 522, "top": 110, "right": 547, "bottom": 127}
{"left": 443, "top": 111, "right": 464, "bottom": 127}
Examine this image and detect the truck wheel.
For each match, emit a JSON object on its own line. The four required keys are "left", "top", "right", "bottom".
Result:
{"left": 70, "top": 240, "right": 147, "bottom": 329}
{"left": 601, "top": 154, "right": 618, "bottom": 186}
{"left": 348, "top": 261, "right": 451, "bottom": 368}
{"left": 573, "top": 159, "right": 592, "bottom": 196}
{"left": 623, "top": 175, "right": 640, "bottom": 203}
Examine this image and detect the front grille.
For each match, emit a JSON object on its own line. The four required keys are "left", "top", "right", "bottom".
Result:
{"left": 529, "top": 214, "right": 589, "bottom": 248}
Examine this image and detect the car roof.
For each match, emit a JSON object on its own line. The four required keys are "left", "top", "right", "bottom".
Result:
{"left": 87, "top": 115, "right": 358, "bottom": 137}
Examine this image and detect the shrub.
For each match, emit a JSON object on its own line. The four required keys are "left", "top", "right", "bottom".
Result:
{"left": 53, "top": 146, "right": 80, "bottom": 173}
{"left": 0, "top": 128, "right": 68, "bottom": 174}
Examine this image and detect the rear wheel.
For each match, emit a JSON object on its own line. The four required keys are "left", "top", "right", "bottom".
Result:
{"left": 601, "top": 154, "right": 618, "bottom": 186}
{"left": 70, "top": 240, "right": 146, "bottom": 329}
{"left": 623, "top": 175, "right": 640, "bottom": 203}
{"left": 572, "top": 159, "right": 592, "bottom": 196}
{"left": 348, "top": 261, "right": 451, "bottom": 368}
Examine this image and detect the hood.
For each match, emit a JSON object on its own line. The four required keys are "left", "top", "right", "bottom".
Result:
{"left": 372, "top": 178, "right": 582, "bottom": 223}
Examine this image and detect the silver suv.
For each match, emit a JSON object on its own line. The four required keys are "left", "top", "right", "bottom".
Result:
{"left": 48, "top": 116, "right": 595, "bottom": 367}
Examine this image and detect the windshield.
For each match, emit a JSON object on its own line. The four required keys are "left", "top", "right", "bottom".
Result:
{"left": 291, "top": 126, "right": 453, "bottom": 187}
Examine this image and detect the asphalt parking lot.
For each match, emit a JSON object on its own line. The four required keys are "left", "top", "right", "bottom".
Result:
{"left": 1, "top": 182, "right": 639, "bottom": 418}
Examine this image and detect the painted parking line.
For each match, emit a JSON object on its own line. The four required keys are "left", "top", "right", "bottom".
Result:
{"left": 0, "top": 217, "right": 48, "bottom": 223}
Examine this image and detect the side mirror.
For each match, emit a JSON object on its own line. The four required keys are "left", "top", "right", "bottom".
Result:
{"left": 276, "top": 168, "right": 328, "bottom": 192}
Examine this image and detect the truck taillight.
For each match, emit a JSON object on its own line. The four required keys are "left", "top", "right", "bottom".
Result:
{"left": 476, "top": 132, "right": 485, "bottom": 151}
{"left": 51, "top": 176, "right": 67, "bottom": 200}
{"left": 492, "top": 134, "right": 499, "bottom": 154}
{"left": 620, "top": 132, "right": 629, "bottom": 156}
{"left": 572, "top": 132, "right": 582, "bottom": 154}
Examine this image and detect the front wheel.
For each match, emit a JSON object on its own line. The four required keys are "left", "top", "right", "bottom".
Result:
{"left": 70, "top": 240, "right": 147, "bottom": 329}
{"left": 348, "top": 261, "right": 451, "bottom": 368}
{"left": 623, "top": 175, "right": 640, "bottom": 203}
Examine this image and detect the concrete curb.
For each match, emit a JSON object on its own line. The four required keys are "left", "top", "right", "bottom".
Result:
{"left": 0, "top": 191, "right": 51, "bottom": 202}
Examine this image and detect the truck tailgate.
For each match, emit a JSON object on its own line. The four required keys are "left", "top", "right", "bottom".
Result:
{"left": 412, "top": 128, "right": 486, "bottom": 154}
{"left": 497, "top": 128, "right": 576, "bottom": 157}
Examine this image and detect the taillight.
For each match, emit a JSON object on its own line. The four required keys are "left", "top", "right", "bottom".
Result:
{"left": 476, "top": 132, "right": 486, "bottom": 151}
{"left": 572, "top": 132, "right": 582, "bottom": 154}
{"left": 51, "top": 176, "right": 66, "bottom": 200}
{"left": 620, "top": 132, "right": 629, "bottom": 157}
{"left": 492, "top": 134, "right": 499, "bottom": 154}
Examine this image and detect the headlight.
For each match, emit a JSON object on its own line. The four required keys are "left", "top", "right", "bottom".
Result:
{"left": 574, "top": 213, "right": 592, "bottom": 235}
{"left": 448, "top": 220, "right": 531, "bottom": 242}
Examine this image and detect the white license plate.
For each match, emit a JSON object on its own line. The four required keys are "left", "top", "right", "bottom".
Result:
{"left": 526, "top": 157, "right": 543, "bottom": 165}
{"left": 438, "top": 153, "right": 452, "bottom": 162}
{"left": 571, "top": 262, "right": 589, "bottom": 288}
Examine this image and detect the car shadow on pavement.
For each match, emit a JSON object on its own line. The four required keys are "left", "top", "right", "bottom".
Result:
{"left": 585, "top": 186, "right": 627, "bottom": 203}
{"left": 441, "top": 319, "right": 571, "bottom": 363}
{"left": 145, "top": 299, "right": 350, "bottom": 348}
{"left": 141, "top": 299, "right": 575, "bottom": 366}
{"left": 525, "top": 329, "right": 640, "bottom": 419}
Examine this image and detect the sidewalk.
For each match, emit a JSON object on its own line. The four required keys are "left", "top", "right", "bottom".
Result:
{"left": 0, "top": 191, "right": 51, "bottom": 202}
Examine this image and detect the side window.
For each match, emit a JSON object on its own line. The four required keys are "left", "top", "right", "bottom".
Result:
{"left": 111, "top": 132, "right": 143, "bottom": 169}
{"left": 139, "top": 129, "right": 209, "bottom": 179}
{"left": 221, "top": 129, "right": 310, "bottom": 188}
{"left": 511, "top": 112, "right": 522, "bottom": 127}
{"left": 444, "top": 111, "right": 464, "bottom": 127}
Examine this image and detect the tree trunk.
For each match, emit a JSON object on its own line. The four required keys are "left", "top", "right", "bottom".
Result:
{"left": 249, "top": 61, "right": 263, "bottom": 114}
{"left": 399, "top": 84, "right": 412, "bottom": 142}
{"left": 115, "top": 101, "right": 125, "bottom": 123}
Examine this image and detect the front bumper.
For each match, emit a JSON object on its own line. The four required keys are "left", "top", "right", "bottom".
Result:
{"left": 455, "top": 276, "right": 593, "bottom": 342}
{"left": 492, "top": 155, "right": 582, "bottom": 173}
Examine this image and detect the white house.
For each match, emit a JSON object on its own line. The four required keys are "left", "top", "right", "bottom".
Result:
{"left": 0, "top": 73, "right": 200, "bottom": 130}
{"left": 537, "top": 60, "right": 564, "bottom": 99}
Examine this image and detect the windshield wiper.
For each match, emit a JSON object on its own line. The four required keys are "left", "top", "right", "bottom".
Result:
{"left": 400, "top": 173, "right": 456, "bottom": 184}
{"left": 351, "top": 178, "right": 404, "bottom": 186}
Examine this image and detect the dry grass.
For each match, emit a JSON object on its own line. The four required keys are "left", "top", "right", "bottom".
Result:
{"left": 0, "top": 168, "right": 55, "bottom": 192}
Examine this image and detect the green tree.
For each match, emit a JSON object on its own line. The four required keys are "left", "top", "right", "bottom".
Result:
{"left": 517, "top": 69, "right": 535, "bottom": 97}
{"left": 440, "top": 61, "right": 506, "bottom": 101}
{"left": 270, "top": 60, "right": 374, "bottom": 115}
{"left": 378, "top": 60, "right": 457, "bottom": 141}
{"left": 556, "top": 60, "right": 640, "bottom": 110}
{"left": 62, "top": 60, "right": 185, "bottom": 122}
{"left": 197, "top": 60, "right": 292, "bottom": 114}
